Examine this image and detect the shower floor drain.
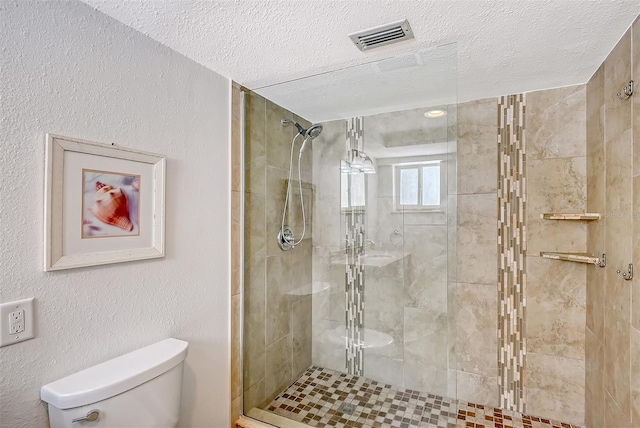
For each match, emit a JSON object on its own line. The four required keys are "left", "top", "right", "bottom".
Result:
{"left": 337, "top": 402, "right": 356, "bottom": 415}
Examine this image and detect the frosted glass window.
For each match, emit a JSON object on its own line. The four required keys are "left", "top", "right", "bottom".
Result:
{"left": 341, "top": 167, "right": 365, "bottom": 209}
{"left": 351, "top": 173, "right": 365, "bottom": 207}
{"left": 422, "top": 166, "right": 440, "bottom": 206}
{"left": 340, "top": 171, "right": 349, "bottom": 209}
{"left": 400, "top": 168, "right": 419, "bottom": 205}
{"left": 394, "top": 161, "right": 442, "bottom": 210}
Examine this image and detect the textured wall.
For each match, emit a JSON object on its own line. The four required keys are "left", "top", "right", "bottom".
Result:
{"left": 82, "top": 0, "right": 640, "bottom": 116}
{"left": 586, "top": 17, "right": 640, "bottom": 428}
{"left": 0, "top": 2, "right": 230, "bottom": 427}
{"left": 242, "top": 91, "right": 313, "bottom": 412}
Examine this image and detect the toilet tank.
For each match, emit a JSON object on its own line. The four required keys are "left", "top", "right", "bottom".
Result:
{"left": 41, "top": 338, "right": 188, "bottom": 428}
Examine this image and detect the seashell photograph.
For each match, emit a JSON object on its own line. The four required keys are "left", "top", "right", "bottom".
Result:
{"left": 82, "top": 169, "right": 141, "bottom": 238}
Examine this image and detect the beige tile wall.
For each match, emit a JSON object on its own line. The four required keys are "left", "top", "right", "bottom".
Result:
{"left": 603, "top": 34, "right": 634, "bottom": 427}
{"left": 459, "top": 88, "right": 591, "bottom": 420}
{"left": 586, "top": 18, "right": 639, "bottom": 428}
{"left": 525, "top": 85, "right": 587, "bottom": 425}
{"left": 633, "top": 16, "right": 640, "bottom": 426}
{"left": 586, "top": 60, "right": 607, "bottom": 428}
{"left": 247, "top": 90, "right": 314, "bottom": 410}
{"left": 232, "top": 87, "right": 314, "bottom": 425}
{"left": 455, "top": 98, "right": 499, "bottom": 407}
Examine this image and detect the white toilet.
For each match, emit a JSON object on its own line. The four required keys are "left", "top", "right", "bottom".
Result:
{"left": 41, "top": 338, "right": 188, "bottom": 427}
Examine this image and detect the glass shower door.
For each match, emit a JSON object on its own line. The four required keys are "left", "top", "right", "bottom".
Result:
{"left": 242, "top": 42, "right": 459, "bottom": 426}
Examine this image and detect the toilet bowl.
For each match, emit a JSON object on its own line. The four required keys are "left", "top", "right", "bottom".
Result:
{"left": 41, "top": 338, "right": 188, "bottom": 428}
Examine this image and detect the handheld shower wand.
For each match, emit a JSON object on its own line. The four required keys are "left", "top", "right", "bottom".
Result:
{"left": 281, "top": 119, "right": 324, "bottom": 156}
{"left": 277, "top": 119, "right": 324, "bottom": 251}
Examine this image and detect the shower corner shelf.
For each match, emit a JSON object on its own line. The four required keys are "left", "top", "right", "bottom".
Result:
{"left": 540, "top": 212, "right": 601, "bottom": 221}
{"left": 540, "top": 251, "right": 601, "bottom": 265}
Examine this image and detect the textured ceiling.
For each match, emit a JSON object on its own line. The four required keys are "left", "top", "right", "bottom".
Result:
{"left": 83, "top": 0, "right": 639, "bottom": 118}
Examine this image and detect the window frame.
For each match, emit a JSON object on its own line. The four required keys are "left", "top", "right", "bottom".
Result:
{"left": 392, "top": 160, "right": 444, "bottom": 212}
{"left": 340, "top": 160, "right": 367, "bottom": 211}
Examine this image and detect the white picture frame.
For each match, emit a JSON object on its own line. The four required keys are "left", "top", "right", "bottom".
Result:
{"left": 44, "top": 134, "right": 166, "bottom": 271}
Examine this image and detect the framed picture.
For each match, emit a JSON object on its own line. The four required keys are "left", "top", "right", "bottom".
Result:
{"left": 44, "top": 134, "right": 166, "bottom": 271}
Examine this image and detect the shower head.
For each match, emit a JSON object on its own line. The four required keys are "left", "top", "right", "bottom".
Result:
{"left": 305, "top": 124, "right": 324, "bottom": 140}
{"left": 300, "top": 125, "right": 323, "bottom": 154}
{"left": 299, "top": 124, "right": 324, "bottom": 154}
{"left": 282, "top": 119, "right": 324, "bottom": 140}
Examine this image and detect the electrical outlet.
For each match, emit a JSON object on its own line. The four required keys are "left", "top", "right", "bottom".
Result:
{"left": 9, "top": 310, "right": 25, "bottom": 334}
{"left": 0, "top": 298, "right": 35, "bottom": 347}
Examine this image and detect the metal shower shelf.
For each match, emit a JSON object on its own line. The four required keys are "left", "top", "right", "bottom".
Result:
{"left": 540, "top": 252, "right": 605, "bottom": 267}
{"left": 540, "top": 213, "right": 601, "bottom": 220}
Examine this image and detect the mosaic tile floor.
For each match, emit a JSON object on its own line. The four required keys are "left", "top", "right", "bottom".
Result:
{"left": 264, "top": 366, "right": 583, "bottom": 428}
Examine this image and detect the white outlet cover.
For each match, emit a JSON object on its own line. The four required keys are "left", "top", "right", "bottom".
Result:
{"left": 9, "top": 310, "right": 25, "bottom": 334}
{"left": 0, "top": 298, "right": 35, "bottom": 347}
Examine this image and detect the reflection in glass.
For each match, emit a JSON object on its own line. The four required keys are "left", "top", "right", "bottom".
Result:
{"left": 400, "top": 168, "right": 419, "bottom": 205}
{"left": 422, "top": 165, "right": 440, "bottom": 206}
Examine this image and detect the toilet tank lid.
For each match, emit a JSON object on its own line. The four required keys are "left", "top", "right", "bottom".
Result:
{"left": 41, "top": 338, "right": 188, "bottom": 410}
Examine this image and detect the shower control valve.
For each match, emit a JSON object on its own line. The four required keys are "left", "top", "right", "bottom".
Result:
{"left": 277, "top": 226, "right": 295, "bottom": 251}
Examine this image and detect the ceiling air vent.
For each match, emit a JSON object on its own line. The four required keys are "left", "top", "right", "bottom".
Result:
{"left": 349, "top": 19, "right": 415, "bottom": 52}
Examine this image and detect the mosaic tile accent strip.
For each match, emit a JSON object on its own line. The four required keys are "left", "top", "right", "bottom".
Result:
{"left": 347, "top": 117, "right": 364, "bottom": 153}
{"left": 264, "top": 366, "right": 582, "bottom": 428}
{"left": 345, "top": 117, "right": 366, "bottom": 376}
{"left": 345, "top": 209, "right": 365, "bottom": 376}
{"left": 497, "top": 94, "right": 527, "bottom": 413}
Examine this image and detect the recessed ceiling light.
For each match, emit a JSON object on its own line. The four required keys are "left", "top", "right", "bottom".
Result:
{"left": 424, "top": 109, "right": 447, "bottom": 118}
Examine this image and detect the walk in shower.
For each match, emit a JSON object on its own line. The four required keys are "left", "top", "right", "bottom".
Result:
{"left": 241, "top": 43, "right": 460, "bottom": 427}
{"left": 236, "top": 17, "right": 639, "bottom": 428}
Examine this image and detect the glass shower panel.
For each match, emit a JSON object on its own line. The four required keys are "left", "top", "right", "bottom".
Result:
{"left": 422, "top": 165, "right": 440, "bottom": 206}
{"left": 242, "top": 43, "right": 458, "bottom": 425}
{"left": 400, "top": 168, "right": 419, "bottom": 205}
{"left": 352, "top": 101, "right": 457, "bottom": 397}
